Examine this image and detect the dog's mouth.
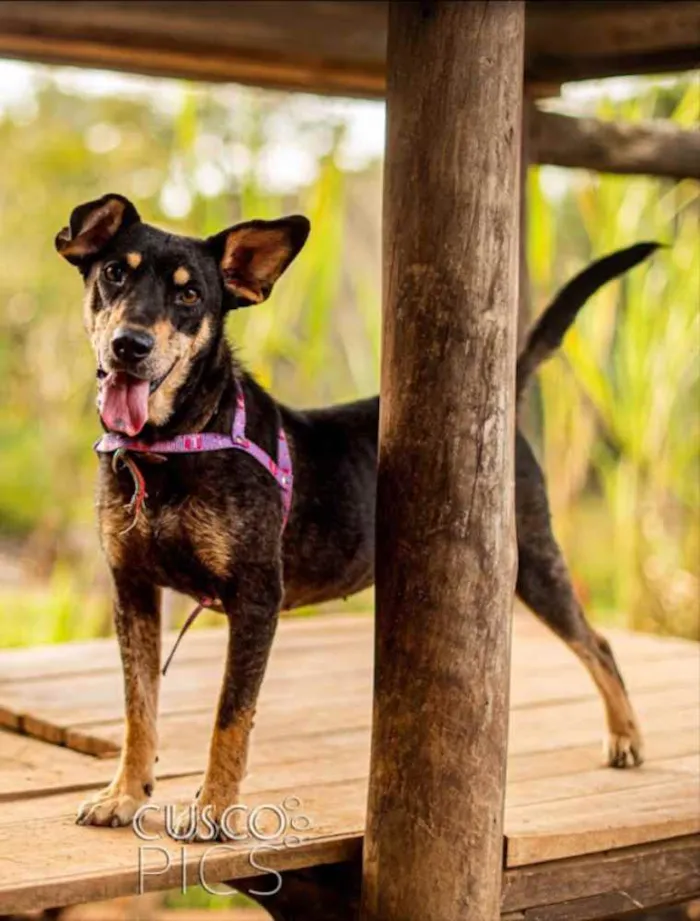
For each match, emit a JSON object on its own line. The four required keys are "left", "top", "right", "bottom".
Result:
{"left": 97, "top": 362, "right": 176, "bottom": 437}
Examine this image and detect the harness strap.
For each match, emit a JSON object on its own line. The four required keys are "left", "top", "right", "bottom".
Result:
{"left": 94, "top": 380, "right": 293, "bottom": 675}
{"left": 95, "top": 380, "right": 293, "bottom": 524}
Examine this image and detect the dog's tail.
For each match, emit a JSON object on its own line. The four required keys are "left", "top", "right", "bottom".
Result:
{"left": 516, "top": 242, "right": 661, "bottom": 400}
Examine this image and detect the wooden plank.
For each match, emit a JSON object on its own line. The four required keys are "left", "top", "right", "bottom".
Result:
{"left": 11, "top": 631, "right": 691, "bottom": 741}
{"left": 1, "top": 609, "right": 696, "bottom": 770}
{"left": 0, "top": 1, "right": 697, "bottom": 95}
{"left": 0, "top": 625, "right": 374, "bottom": 748}
{"left": 3, "top": 714, "right": 696, "bottom": 805}
{"left": 505, "top": 777, "right": 700, "bottom": 866}
{"left": 510, "top": 651, "right": 699, "bottom": 709}
{"left": 514, "top": 886, "right": 699, "bottom": 921}
{"left": 3, "top": 687, "right": 697, "bottom": 802}
{"left": 0, "top": 722, "right": 371, "bottom": 802}
{"left": 1, "top": 641, "right": 371, "bottom": 730}
{"left": 506, "top": 756, "right": 699, "bottom": 810}
{"left": 66, "top": 684, "right": 372, "bottom": 758}
{"left": 0, "top": 775, "right": 367, "bottom": 915}
{"left": 11, "top": 648, "right": 693, "bottom": 759}
{"left": 508, "top": 687, "right": 699, "bottom": 757}
{"left": 3, "top": 702, "right": 697, "bottom": 806}
{"left": 507, "top": 725, "right": 700, "bottom": 783}
{"left": 0, "top": 613, "right": 373, "bottom": 683}
{"left": 0, "top": 609, "right": 698, "bottom": 914}
{"left": 93, "top": 671, "right": 694, "bottom": 769}
{"left": 511, "top": 620, "right": 699, "bottom": 668}
{"left": 501, "top": 835, "right": 700, "bottom": 913}
{"left": 0, "top": 729, "right": 109, "bottom": 801}
{"left": 0, "top": 769, "right": 697, "bottom": 914}
{"left": 0, "top": 605, "right": 691, "bottom": 684}
{"left": 1, "top": 750, "right": 370, "bottom": 832}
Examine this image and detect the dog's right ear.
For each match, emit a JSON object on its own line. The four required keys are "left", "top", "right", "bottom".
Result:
{"left": 55, "top": 194, "right": 140, "bottom": 268}
{"left": 206, "top": 216, "right": 310, "bottom": 308}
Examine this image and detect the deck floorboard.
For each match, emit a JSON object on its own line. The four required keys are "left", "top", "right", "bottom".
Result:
{"left": 0, "top": 609, "right": 697, "bottom": 913}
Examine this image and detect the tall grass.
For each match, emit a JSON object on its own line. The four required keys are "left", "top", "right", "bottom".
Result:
{"left": 0, "top": 68, "right": 696, "bottom": 646}
{"left": 528, "top": 80, "right": 699, "bottom": 637}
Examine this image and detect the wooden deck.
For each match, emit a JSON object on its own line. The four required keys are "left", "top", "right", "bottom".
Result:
{"left": 0, "top": 610, "right": 698, "bottom": 915}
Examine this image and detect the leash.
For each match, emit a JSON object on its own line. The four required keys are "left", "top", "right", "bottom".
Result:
{"left": 94, "top": 379, "right": 293, "bottom": 675}
{"left": 160, "top": 599, "right": 213, "bottom": 677}
{"left": 111, "top": 448, "right": 148, "bottom": 534}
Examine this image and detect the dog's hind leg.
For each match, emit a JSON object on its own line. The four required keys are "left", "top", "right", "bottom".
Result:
{"left": 515, "top": 437, "right": 643, "bottom": 768}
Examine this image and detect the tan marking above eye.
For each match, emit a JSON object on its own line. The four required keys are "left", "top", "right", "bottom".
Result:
{"left": 126, "top": 252, "right": 142, "bottom": 269}
{"left": 173, "top": 266, "right": 190, "bottom": 286}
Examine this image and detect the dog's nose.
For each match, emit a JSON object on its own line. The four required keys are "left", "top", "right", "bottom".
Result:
{"left": 111, "top": 327, "right": 154, "bottom": 364}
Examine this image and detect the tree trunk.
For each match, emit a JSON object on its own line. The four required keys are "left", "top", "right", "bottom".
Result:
{"left": 361, "top": 2, "right": 524, "bottom": 920}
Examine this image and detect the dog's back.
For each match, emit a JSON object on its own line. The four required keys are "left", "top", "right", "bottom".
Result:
{"left": 281, "top": 396, "right": 379, "bottom": 608}
{"left": 281, "top": 243, "right": 659, "bottom": 619}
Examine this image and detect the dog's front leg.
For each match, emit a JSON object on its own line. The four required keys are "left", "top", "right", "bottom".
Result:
{"left": 77, "top": 573, "right": 161, "bottom": 826}
{"left": 178, "top": 564, "right": 281, "bottom": 840}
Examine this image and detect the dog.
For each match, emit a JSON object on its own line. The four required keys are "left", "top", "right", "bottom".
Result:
{"left": 55, "top": 193, "right": 656, "bottom": 834}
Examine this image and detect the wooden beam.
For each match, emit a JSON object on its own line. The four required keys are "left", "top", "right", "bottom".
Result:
{"left": 0, "top": 1, "right": 698, "bottom": 97}
{"left": 233, "top": 835, "right": 700, "bottom": 921}
{"left": 502, "top": 835, "right": 700, "bottom": 920}
{"left": 525, "top": 0, "right": 700, "bottom": 83}
{"left": 0, "top": 0, "right": 388, "bottom": 99}
{"left": 1, "top": 7, "right": 697, "bottom": 181}
{"left": 361, "top": 3, "right": 523, "bottom": 920}
{"left": 532, "top": 111, "right": 700, "bottom": 181}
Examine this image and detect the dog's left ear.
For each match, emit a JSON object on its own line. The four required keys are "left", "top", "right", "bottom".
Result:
{"left": 207, "top": 216, "right": 310, "bottom": 307}
{"left": 55, "top": 193, "right": 140, "bottom": 268}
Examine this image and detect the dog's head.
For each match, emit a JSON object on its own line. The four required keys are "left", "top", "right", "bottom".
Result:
{"left": 56, "top": 193, "right": 309, "bottom": 436}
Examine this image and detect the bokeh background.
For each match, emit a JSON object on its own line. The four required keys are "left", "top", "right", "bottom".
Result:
{"left": 0, "top": 63, "right": 697, "bottom": 649}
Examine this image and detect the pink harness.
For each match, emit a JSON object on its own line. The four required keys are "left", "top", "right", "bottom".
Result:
{"left": 95, "top": 380, "right": 293, "bottom": 523}
{"left": 94, "top": 379, "right": 293, "bottom": 674}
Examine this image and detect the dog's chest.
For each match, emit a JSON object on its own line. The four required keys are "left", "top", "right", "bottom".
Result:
{"left": 98, "top": 471, "right": 239, "bottom": 594}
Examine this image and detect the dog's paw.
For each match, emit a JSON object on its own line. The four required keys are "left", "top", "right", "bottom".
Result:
{"left": 605, "top": 727, "right": 644, "bottom": 768}
{"left": 76, "top": 781, "right": 151, "bottom": 827}
{"left": 171, "top": 789, "right": 242, "bottom": 842}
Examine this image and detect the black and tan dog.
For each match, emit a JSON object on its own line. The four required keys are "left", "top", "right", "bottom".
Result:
{"left": 55, "top": 194, "right": 655, "bottom": 833}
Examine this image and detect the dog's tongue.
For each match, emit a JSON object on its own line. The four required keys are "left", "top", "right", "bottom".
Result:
{"left": 100, "top": 372, "right": 149, "bottom": 436}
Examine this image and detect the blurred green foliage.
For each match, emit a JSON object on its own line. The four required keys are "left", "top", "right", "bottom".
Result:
{"left": 0, "top": 65, "right": 697, "bottom": 645}
{"left": 528, "top": 79, "right": 699, "bottom": 638}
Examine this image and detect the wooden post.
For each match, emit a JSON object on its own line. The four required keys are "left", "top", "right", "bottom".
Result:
{"left": 361, "top": 3, "right": 524, "bottom": 921}
{"left": 519, "top": 92, "right": 533, "bottom": 350}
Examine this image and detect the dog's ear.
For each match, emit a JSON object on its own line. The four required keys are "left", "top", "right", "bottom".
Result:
{"left": 55, "top": 194, "right": 140, "bottom": 267}
{"left": 207, "top": 216, "right": 310, "bottom": 308}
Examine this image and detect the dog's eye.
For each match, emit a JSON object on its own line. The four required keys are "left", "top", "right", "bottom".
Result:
{"left": 177, "top": 286, "right": 201, "bottom": 306}
{"left": 103, "top": 262, "right": 126, "bottom": 285}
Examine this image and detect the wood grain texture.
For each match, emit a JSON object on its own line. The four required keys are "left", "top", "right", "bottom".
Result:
{"left": 0, "top": 612, "right": 698, "bottom": 914}
{"left": 361, "top": 3, "right": 524, "bottom": 920}
{"left": 0, "top": 1, "right": 697, "bottom": 95}
{"left": 502, "top": 835, "right": 700, "bottom": 916}
{"left": 1, "top": 610, "right": 697, "bottom": 786}
{"left": 238, "top": 835, "right": 700, "bottom": 921}
{"left": 532, "top": 112, "right": 700, "bottom": 181}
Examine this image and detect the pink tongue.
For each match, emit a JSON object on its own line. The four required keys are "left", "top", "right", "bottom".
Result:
{"left": 100, "top": 372, "right": 150, "bottom": 436}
